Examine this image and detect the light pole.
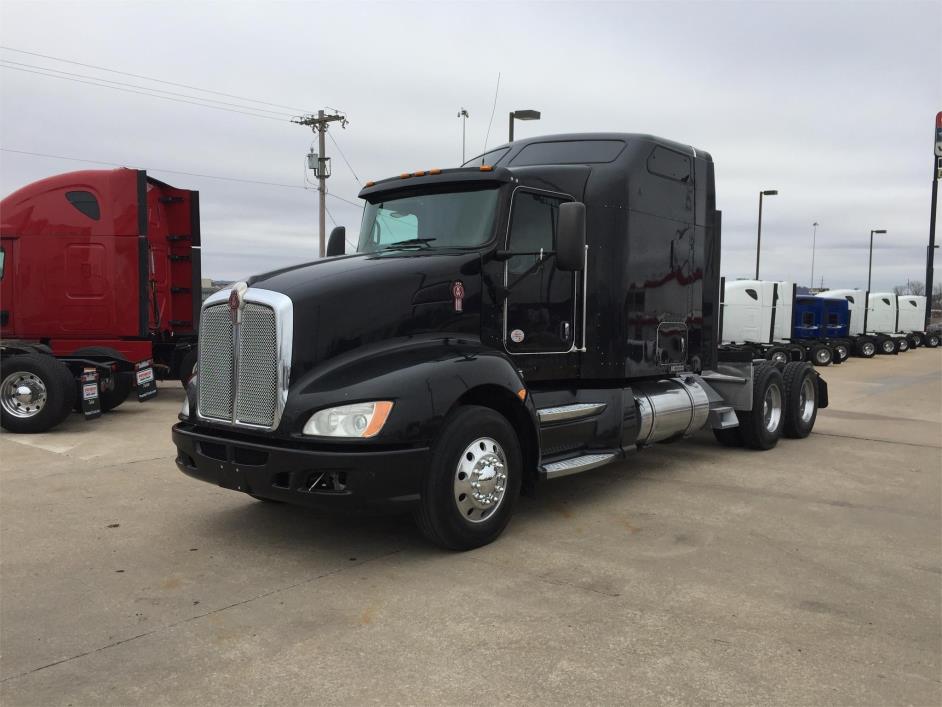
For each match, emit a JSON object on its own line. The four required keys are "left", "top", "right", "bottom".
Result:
{"left": 755, "top": 189, "right": 778, "bottom": 279}
{"left": 457, "top": 108, "right": 469, "bottom": 163}
{"left": 811, "top": 221, "right": 819, "bottom": 289}
{"left": 866, "top": 228, "right": 887, "bottom": 294}
{"left": 509, "top": 109, "right": 541, "bottom": 142}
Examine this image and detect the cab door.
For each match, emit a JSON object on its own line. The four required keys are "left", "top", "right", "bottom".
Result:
{"left": 502, "top": 189, "right": 578, "bottom": 354}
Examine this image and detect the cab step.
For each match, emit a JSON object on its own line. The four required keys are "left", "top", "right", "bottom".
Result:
{"left": 542, "top": 452, "right": 617, "bottom": 479}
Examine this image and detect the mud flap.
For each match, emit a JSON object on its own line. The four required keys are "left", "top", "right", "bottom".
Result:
{"left": 816, "top": 375, "right": 829, "bottom": 409}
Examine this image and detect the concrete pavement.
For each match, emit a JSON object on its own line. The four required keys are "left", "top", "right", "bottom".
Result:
{"left": 1, "top": 349, "right": 940, "bottom": 705}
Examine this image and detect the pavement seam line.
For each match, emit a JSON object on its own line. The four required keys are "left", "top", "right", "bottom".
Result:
{"left": 0, "top": 547, "right": 403, "bottom": 684}
{"left": 810, "top": 432, "right": 941, "bottom": 449}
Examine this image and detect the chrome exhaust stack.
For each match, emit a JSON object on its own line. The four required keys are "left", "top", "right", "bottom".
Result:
{"left": 633, "top": 378, "right": 710, "bottom": 446}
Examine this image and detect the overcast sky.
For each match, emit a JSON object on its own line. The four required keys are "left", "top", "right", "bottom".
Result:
{"left": 1, "top": 0, "right": 939, "bottom": 291}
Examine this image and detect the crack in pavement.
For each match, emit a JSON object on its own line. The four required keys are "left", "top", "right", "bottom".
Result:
{"left": 0, "top": 547, "right": 403, "bottom": 684}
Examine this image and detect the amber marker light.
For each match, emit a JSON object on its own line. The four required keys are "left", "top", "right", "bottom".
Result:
{"left": 479, "top": 165, "right": 493, "bottom": 172}
{"left": 365, "top": 180, "right": 375, "bottom": 187}
{"left": 413, "top": 170, "right": 426, "bottom": 177}
{"left": 429, "top": 168, "right": 442, "bottom": 175}
{"left": 400, "top": 173, "right": 411, "bottom": 179}
{"left": 363, "top": 401, "right": 394, "bottom": 438}
{"left": 516, "top": 388, "right": 527, "bottom": 401}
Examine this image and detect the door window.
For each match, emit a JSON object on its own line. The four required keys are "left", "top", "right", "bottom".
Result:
{"left": 504, "top": 190, "right": 576, "bottom": 353}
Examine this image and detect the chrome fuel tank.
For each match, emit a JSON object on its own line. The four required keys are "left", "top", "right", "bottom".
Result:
{"left": 633, "top": 377, "right": 710, "bottom": 445}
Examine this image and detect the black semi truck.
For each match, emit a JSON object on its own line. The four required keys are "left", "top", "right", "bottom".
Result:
{"left": 173, "top": 133, "right": 828, "bottom": 550}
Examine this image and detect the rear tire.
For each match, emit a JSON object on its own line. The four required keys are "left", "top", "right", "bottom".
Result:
{"left": 832, "top": 343, "right": 850, "bottom": 362}
{"left": 878, "top": 337, "right": 896, "bottom": 355}
{"left": 71, "top": 347, "right": 132, "bottom": 412}
{"left": 0, "top": 354, "right": 74, "bottom": 433}
{"left": 735, "top": 364, "right": 786, "bottom": 450}
{"left": 855, "top": 338, "right": 876, "bottom": 358}
{"left": 782, "top": 362, "right": 818, "bottom": 439}
{"left": 907, "top": 333, "right": 921, "bottom": 348}
{"left": 414, "top": 405, "right": 522, "bottom": 550}
{"left": 811, "top": 344, "right": 832, "bottom": 366}
{"left": 897, "top": 338, "right": 909, "bottom": 352}
{"left": 926, "top": 332, "right": 940, "bottom": 348}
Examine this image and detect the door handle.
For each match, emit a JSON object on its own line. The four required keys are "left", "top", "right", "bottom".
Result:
{"left": 560, "top": 321, "right": 571, "bottom": 340}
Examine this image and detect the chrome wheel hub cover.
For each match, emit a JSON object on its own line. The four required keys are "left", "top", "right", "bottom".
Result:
{"left": 1, "top": 372, "right": 48, "bottom": 418}
{"left": 799, "top": 376, "right": 816, "bottom": 424}
{"left": 763, "top": 383, "right": 783, "bottom": 433}
{"left": 454, "top": 437, "right": 508, "bottom": 523}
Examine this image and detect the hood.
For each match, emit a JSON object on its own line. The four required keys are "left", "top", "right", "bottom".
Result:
{"left": 247, "top": 250, "right": 483, "bottom": 378}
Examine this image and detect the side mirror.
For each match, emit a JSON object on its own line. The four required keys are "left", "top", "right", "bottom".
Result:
{"left": 556, "top": 202, "right": 586, "bottom": 271}
{"left": 326, "top": 226, "right": 346, "bottom": 257}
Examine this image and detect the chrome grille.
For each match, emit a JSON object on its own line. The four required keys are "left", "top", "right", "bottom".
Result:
{"left": 196, "top": 287, "right": 292, "bottom": 430}
{"left": 198, "top": 304, "right": 234, "bottom": 420}
{"left": 234, "top": 304, "right": 278, "bottom": 426}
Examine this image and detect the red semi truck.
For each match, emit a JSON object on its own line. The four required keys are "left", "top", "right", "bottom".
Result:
{"left": 0, "top": 168, "right": 201, "bottom": 432}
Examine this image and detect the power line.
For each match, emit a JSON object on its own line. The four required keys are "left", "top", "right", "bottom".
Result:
{"left": 327, "top": 132, "right": 361, "bottom": 185}
{"left": 0, "top": 64, "right": 288, "bottom": 123}
{"left": 482, "top": 72, "right": 501, "bottom": 153}
{"left": 0, "top": 45, "right": 314, "bottom": 114}
{"left": 326, "top": 192, "right": 363, "bottom": 208}
{"left": 0, "top": 63, "right": 289, "bottom": 122}
{"left": 0, "top": 148, "right": 307, "bottom": 189}
{"left": 1, "top": 59, "right": 290, "bottom": 117}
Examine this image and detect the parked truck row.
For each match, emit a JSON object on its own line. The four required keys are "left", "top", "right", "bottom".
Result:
{"left": 1, "top": 168, "right": 200, "bottom": 432}
{"left": 720, "top": 278, "right": 939, "bottom": 367}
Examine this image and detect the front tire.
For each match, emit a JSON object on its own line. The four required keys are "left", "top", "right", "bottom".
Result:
{"left": 0, "top": 354, "right": 74, "bottom": 433}
{"left": 735, "top": 364, "right": 786, "bottom": 450}
{"left": 414, "top": 405, "right": 522, "bottom": 551}
{"left": 878, "top": 337, "right": 896, "bottom": 355}
{"left": 832, "top": 343, "right": 850, "bottom": 362}
{"left": 926, "top": 332, "right": 940, "bottom": 348}
{"left": 782, "top": 362, "right": 818, "bottom": 439}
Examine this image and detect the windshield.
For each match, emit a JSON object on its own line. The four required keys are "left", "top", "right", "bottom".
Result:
{"left": 357, "top": 187, "right": 499, "bottom": 253}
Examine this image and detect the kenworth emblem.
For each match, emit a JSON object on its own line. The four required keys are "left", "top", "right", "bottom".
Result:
{"left": 227, "top": 282, "right": 248, "bottom": 323}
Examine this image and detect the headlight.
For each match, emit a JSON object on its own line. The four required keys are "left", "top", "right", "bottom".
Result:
{"left": 303, "top": 401, "right": 393, "bottom": 438}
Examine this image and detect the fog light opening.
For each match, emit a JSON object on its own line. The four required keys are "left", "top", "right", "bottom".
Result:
{"left": 303, "top": 471, "right": 348, "bottom": 493}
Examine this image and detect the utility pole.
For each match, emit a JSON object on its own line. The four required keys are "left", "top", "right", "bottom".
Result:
{"left": 458, "top": 108, "right": 469, "bottom": 163}
{"left": 926, "top": 111, "right": 941, "bottom": 329}
{"left": 293, "top": 109, "right": 348, "bottom": 256}
{"left": 810, "top": 221, "right": 819, "bottom": 289}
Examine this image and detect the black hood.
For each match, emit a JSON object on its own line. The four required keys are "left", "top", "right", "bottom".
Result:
{"left": 248, "top": 250, "right": 483, "bottom": 379}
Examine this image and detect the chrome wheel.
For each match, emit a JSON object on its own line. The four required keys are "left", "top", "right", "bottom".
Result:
{"left": 798, "top": 376, "right": 816, "bottom": 424}
{"left": 1, "top": 371, "right": 48, "bottom": 419}
{"left": 881, "top": 339, "right": 895, "bottom": 353}
{"left": 815, "top": 348, "right": 831, "bottom": 364}
{"left": 453, "top": 437, "right": 508, "bottom": 523}
{"left": 771, "top": 351, "right": 788, "bottom": 364}
{"left": 861, "top": 342, "right": 875, "bottom": 356}
{"left": 898, "top": 339, "right": 909, "bottom": 351}
{"left": 835, "top": 345, "right": 848, "bottom": 360}
{"left": 763, "top": 383, "right": 783, "bottom": 433}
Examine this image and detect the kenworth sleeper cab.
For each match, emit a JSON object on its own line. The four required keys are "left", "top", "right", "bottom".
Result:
{"left": 173, "top": 133, "right": 828, "bottom": 550}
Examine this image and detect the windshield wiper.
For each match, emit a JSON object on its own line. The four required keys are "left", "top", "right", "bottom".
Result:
{"left": 383, "top": 238, "right": 437, "bottom": 250}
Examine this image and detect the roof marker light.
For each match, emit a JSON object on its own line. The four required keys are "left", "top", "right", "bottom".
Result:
{"left": 400, "top": 173, "right": 411, "bottom": 179}
{"left": 413, "top": 170, "right": 426, "bottom": 177}
{"left": 479, "top": 165, "right": 493, "bottom": 172}
{"left": 365, "top": 180, "right": 375, "bottom": 187}
{"left": 429, "top": 168, "right": 442, "bottom": 175}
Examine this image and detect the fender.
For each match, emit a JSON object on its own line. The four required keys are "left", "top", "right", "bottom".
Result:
{"left": 280, "top": 334, "right": 539, "bottom": 448}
